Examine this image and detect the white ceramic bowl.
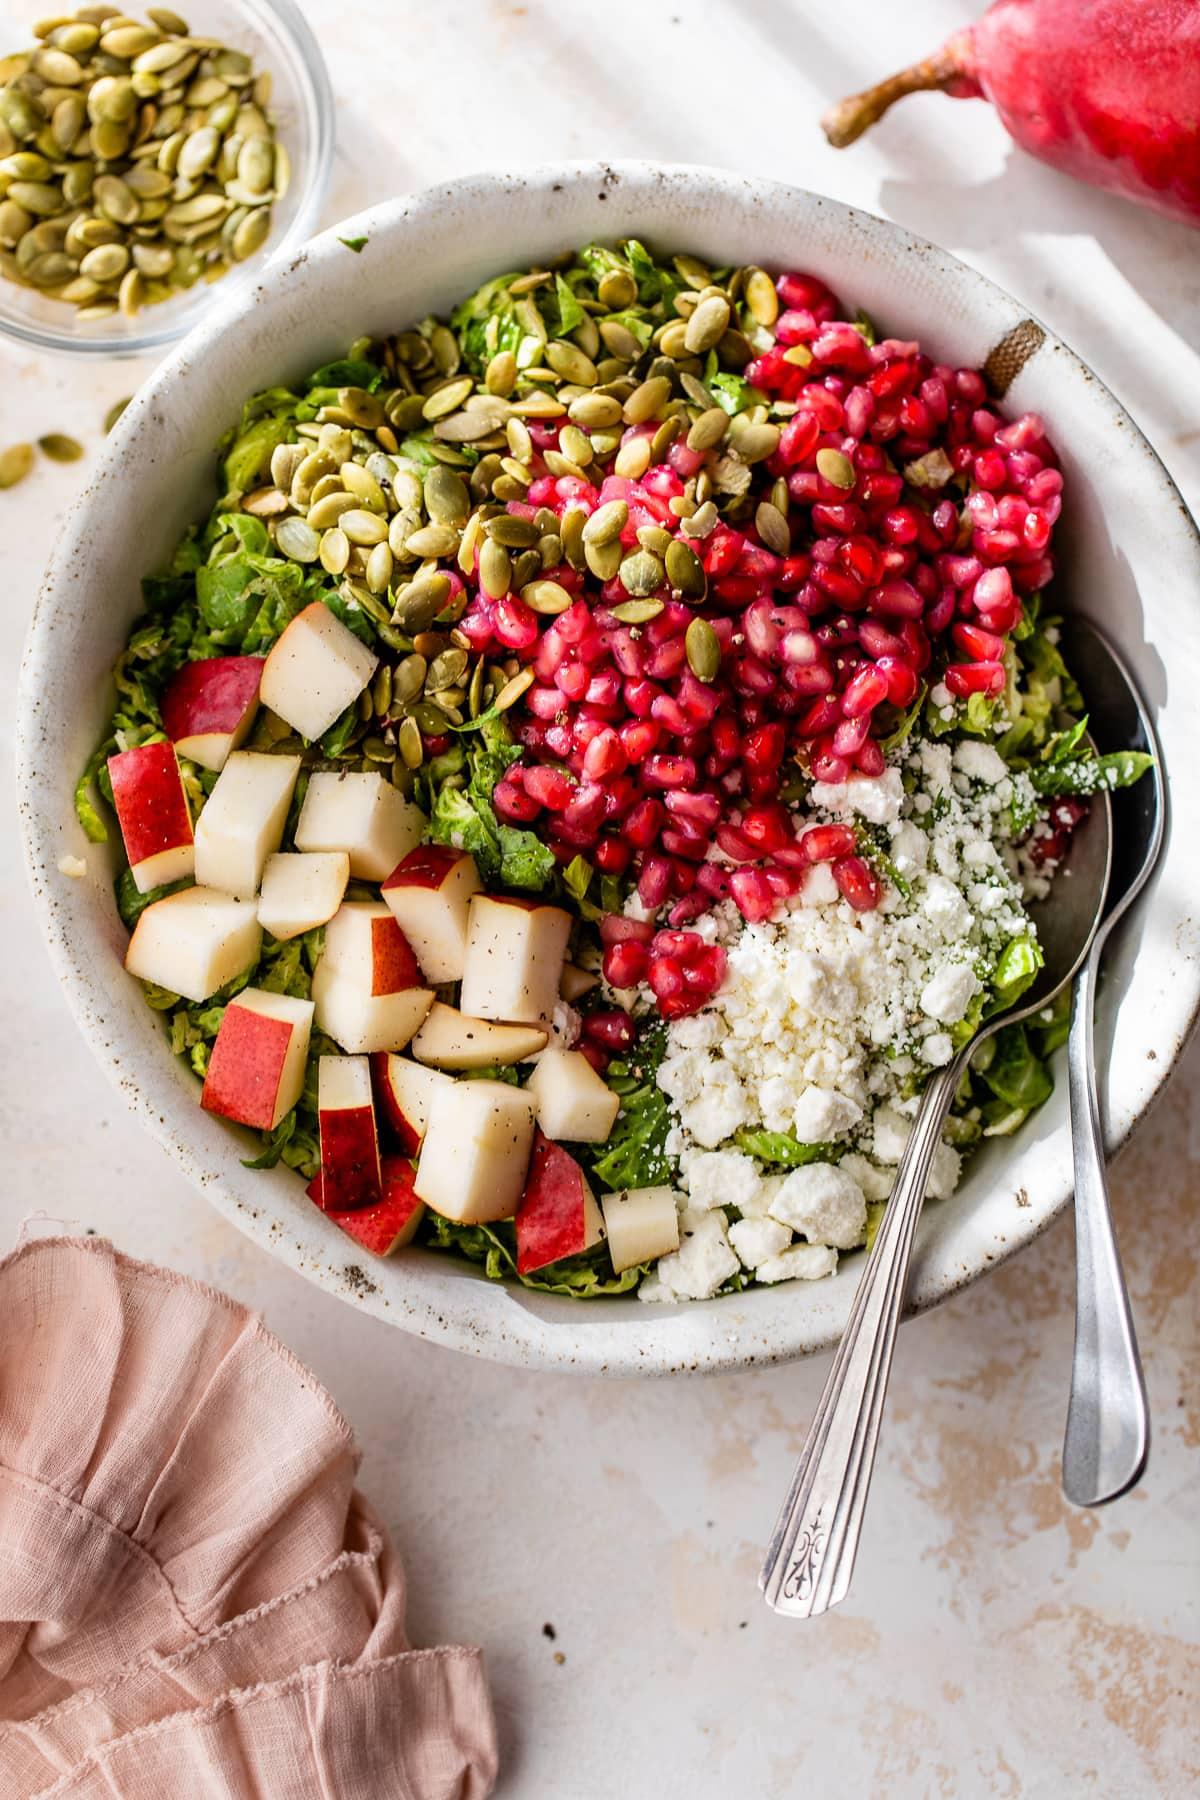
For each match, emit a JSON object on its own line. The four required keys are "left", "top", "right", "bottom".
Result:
{"left": 17, "top": 162, "right": 1200, "bottom": 1375}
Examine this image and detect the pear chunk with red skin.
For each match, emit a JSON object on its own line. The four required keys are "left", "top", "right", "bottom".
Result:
{"left": 410, "top": 1001, "right": 547, "bottom": 1071}
{"left": 124, "top": 886, "right": 261, "bottom": 1003}
{"left": 601, "top": 1185, "right": 681, "bottom": 1274}
{"left": 160, "top": 655, "right": 264, "bottom": 773}
{"left": 260, "top": 601, "right": 378, "bottom": 742}
{"left": 193, "top": 751, "right": 301, "bottom": 900}
{"left": 201, "top": 988, "right": 313, "bottom": 1130}
{"left": 371, "top": 1053, "right": 454, "bottom": 1154}
{"left": 316, "top": 1054, "right": 381, "bottom": 1210}
{"left": 515, "top": 1131, "right": 606, "bottom": 1275}
{"left": 107, "top": 741, "right": 195, "bottom": 894}
{"left": 414, "top": 1077, "right": 535, "bottom": 1223}
{"left": 295, "top": 770, "right": 425, "bottom": 882}
{"left": 257, "top": 851, "right": 349, "bottom": 941}
{"left": 312, "top": 901, "right": 433, "bottom": 1054}
{"left": 309, "top": 1155, "right": 426, "bottom": 1254}
{"left": 459, "top": 895, "right": 572, "bottom": 1027}
{"left": 526, "top": 1048, "right": 621, "bottom": 1144}
{"left": 381, "top": 844, "right": 481, "bottom": 984}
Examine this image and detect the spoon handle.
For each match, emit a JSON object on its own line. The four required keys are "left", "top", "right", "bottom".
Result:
{"left": 1062, "top": 949, "right": 1149, "bottom": 1506}
{"left": 760, "top": 1056, "right": 963, "bottom": 1617}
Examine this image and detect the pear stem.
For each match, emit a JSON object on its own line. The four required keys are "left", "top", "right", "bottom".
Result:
{"left": 820, "top": 49, "right": 965, "bottom": 149}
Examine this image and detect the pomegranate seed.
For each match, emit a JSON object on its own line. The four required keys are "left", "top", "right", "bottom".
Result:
{"left": 855, "top": 739, "right": 886, "bottom": 776}
{"left": 952, "top": 621, "right": 1007, "bottom": 662}
{"left": 583, "top": 1010, "right": 636, "bottom": 1052}
{"left": 603, "top": 940, "right": 648, "bottom": 988}
{"left": 876, "top": 655, "right": 920, "bottom": 707}
{"left": 637, "top": 853, "right": 673, "bottom": 909}
{"left": 643, "top": 753, "right": 696, "bottom": 789}
{"left": 800, "top": 823, "right": 856, "bottom": 863}
{"left": 729, "top": 866, "right": 778, "bottom": 923}
{"left": 624, "top": 797, "right": 665, "bottom": 848}
{"left": 841, "top": 663, "right": 889, "bottom": 717}
{"left": 524, "top": 765, "right": 575, "bottom": 810}
{"left": 492, "top": 594, "right": 539, "bottom": 650}
{"left": 493, "top": 779, "right": 539, "bottom": 823}
{"left": 833, "top": 855, "right": 881, "bottom": 911}
{"left": 740, "top": 802, "right": 793, "bottom": 853}
{"left": 599, "top": 914, "right": 654, "bottom": 947}
{"left": 945, "top": 660, "right": 1006, "bottom": 697}
{"left": 594, "top": 835, "right": 631, "bottom": 873}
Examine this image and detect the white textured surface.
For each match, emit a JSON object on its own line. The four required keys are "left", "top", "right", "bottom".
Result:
{"left": 2, "top": 2, "right": 1198, "bottom": 1792}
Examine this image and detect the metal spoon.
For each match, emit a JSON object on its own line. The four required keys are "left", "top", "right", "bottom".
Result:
{"left": 1055, "top": 617, "right": 1166, "bottom": 1508}
{"left": 761, "top": 776, "right": 1113, "bottom": 1618}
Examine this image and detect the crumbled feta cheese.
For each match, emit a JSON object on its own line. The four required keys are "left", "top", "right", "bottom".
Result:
{"left": 920, "top": 961, "right": 978, "bottom": 1024}
{"left": 927, "top": 1141, "right": 963, "bottom": 1199}
{"left": 799, "top": 862, "right": 840, "bottom": 906}
{"left": 756, "top": 1244, "right": 839, "bottom": 1284}
{"left": 889, "top": 820, "right": 929, "bottom": 877}
{"left": 791, "top": 1084, "right": 862, "bottom": 1142}
{"left": 872, "top": 1105, "right": 911, "bottom": 1164}
{"left": 653, "top": 1209, "right": 739, "bottom": 1300}
{"left": 839, "top": 1152, "right": 895, "bottom": 1203}
{"left": 681, "top": 1148, "right": 763, "bottom": 1214}
{"left": 954, "top": 740, "right": 1009, "bottom": 785}
{"left": 809, "top": 768, "right": 904, "bottom": 825}
{"left": 929, "top": 681, "right": 953, "bottom": 709}
{"left": 668, "top": 1012, "right": 723, "bottom": 1051}
{"left": 922, "top": 874, "right": 971, "bottom": 940}
{"left": 767, "top": 1162, "right": 867, "bottom": 1248}
{"left": 729, "top": 1215, "right": 793, "bottom": 1269}
{"left": 924, "top": 1032, "right": 954, "bottom": 1067}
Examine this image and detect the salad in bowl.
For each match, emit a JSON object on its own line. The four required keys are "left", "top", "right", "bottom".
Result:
{"left": 75, "top": 237, "right": 1149, "bottom": 1305}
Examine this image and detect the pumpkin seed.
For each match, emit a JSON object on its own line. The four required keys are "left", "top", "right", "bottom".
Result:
{"left": 599, "top": 317, "right": 642, "bottom": 361}
{"left": 584, "top": 537, "right": 622, "bottom": 581}
{"left": 340, "top": 461, "right": 386, "bottom": 511}
{"left": 485, "top": 349, "right": 517, "bottom": 396}
{"left": 276, "top": 517, "right": 320, "bottom": 562}
{"left": 38, "top": 431, "right": 83, "bottom": 462}
{"left": 680, "top": 499, "right": 719, "bottom": 539}
{"left": 148, "top": 9, "right": 191, "bottom": 32}
{"left": 658, "top": 319, "right": 690, "bottom": 360}
{"left": 426, "top": 647, "right": 468, "bottom": 692}
{"left": 623, "top": 375, "right": 671, "bottom": 424}
{"left": 0, "top": 442, "right": 35, "bottom": 487}
{"left": 365, "top": 540, "right": 394, "bottom": 594}
{"left": 597, "top": 267, "right": 636, "bottom": 309}
{"left": 783, "top": 343, "right": 813, "bottom": 369}
{"left": 581, "top": 498, "right": 628, "bottom": 547}
{"left": 665, "top": 536, "right": 707, "bottom": 598}
{"left": 613, "top": 434, "right": 652, "bottom": 479}
{"left": 404, "top": 521, "right": 458, "bottom": 558}
{"left": 546, "top": 339, "right": 597, "bottom": 386}
{"left": 392, "top": 653, "right": 428, "bottom": 704}
{"left": 610, "top": 596, "right": 664, "bottom": 624}
{"left": 687, "top": 406, "right": 729, "bottom": 452}
{"left": 79, "top": 240, "right": 129, "bottom": 282}
{"left": 521, "top": 578, "right": 572, "bottom": 615}
{"left": 8, "top": 180, "right": 62, "bottom": 217}
{"left": 561, "top": 507, "right": 587, "bottom": 571}
{"left": 230, "top": 204, "right": 269, "bottom": 261}
{"left": 411, "top": 700, "right": 450, "bottom": 735}
{"left": 755, "top": 500, "right": 790, "bottom": 554}
{"left": 618, "top": 549, "right": 665, "bottom": 598}
{"left": 393, "top": 575, "right": 450, "bottom": 633}
{"left": 103, "top": 393, "right": 131, "bottom": 432}
{"left": 318, "top": 526, "right": 350, "bottom": 575}
{"left": 730, "top": 421, "right": 781, "bottom": 463}
{"left": 339, "top": 508, "right": 389, "bottom": 547}
{"left": 494, "top": 667, "right": 535, "bottom": 713}
{"left": 816, "top": 447, "right": 856, "bottom": 488}
{"left": 422, "top": 376, "right": 473, "bottom": 422}
{"left": 685, "top": 616, "right": 721, "bottom": 682}
{"left": 397, "top": 715, "right": 423, "bottom": 768}
{"left": 478, "top": 537, "right": 512, "bottom": 599}
{"left": 743, "top": 267, "right": 778, "bottom": 327}
{"left": 485, "top": 512, "right": 539, "bottom": 549}
{"left": 423, "top": 463, "right": 469, "bottom": 526}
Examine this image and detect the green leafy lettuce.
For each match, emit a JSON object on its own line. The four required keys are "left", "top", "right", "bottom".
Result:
{"left": 585, "top": 1022, "right": 672, "bottom": 1193}
{"left": 424, "top": 714, "right": 556, "bottom": 890}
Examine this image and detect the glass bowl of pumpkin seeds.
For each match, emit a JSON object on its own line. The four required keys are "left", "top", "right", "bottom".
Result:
{"left": 0, "top": 0, "right": 333, "bottom": 355}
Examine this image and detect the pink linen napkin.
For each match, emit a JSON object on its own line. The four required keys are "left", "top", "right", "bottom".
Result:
{"left": 0, "top": 1234, "right": 498, "bottom": 1799}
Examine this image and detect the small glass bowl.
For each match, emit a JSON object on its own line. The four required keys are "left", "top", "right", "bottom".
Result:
{"left": 0, "top": 0, "right": 333, "bottom": 358}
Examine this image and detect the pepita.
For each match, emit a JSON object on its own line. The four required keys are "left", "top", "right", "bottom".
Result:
{"left": 581, "top": 498, "right": 628, "bottom": 547}
{"left": 617, "top": 549, "right": 665, "bottom": 598}
{"left": 275, "top": 517, "right": 320, "bottom": 562}
{"left": 397, "top": 715, "right": 423, "bottom": 768}
{"left": 743, "top": 266, "right": 779, "bottom": 327}
{"left": 686, "top": 406, "right": 728, "bottom": 452}
{"left": 478, "top": 537, "right": 512, "bottom": 599}
{"left": 610, "top": 596, "right": 664, "bottom": 624}
{"left": 392, "top": 575, "right": 450, "bottom": 633}
{"left": 520, "top": 578, "right": 572, "bottom": 614}
{"left": 0, "top": 442, "right": 35, "bottom": 487}
{"left": 815, "top": 446, "right": 856, "bottom": 488}
{"left": 665, "top": 536, "right": 707, "bottom": 598}
{"left": 685, "top": 616, "right": 721, "bottom": 682}
{"left": 39, "top": 432, "right": 86, "bottom": 463}
{"left": 494, "top": 667, "right": 535, "bottom": 713}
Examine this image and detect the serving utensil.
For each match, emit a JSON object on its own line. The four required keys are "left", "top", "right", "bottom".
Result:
{"left": 1055, "top": 618, "right": 1166, "bottom": 1507}
{"left": 761, "top": 772, "right": 1114, "bottom": 1618}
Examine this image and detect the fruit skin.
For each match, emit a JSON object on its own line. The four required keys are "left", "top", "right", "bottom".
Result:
{"left": 310, "top": 1155, "right": 426, "bottom": 1255}
{"left": 371, "top": 1053, "right": 454, "bottom": 1154}
{"left": 381, "top": 844, "right": 482, "bottom": 984}
{"left": 316, "top": 1054, "right": 382, "bottom": 1211}
{"left": 107, "top": 741, "right": 194, "bottom": 893}
{"left": 160, "top": 655, "right": 264, "bottom": 773}
{"left": 514, "top": 1130, "right": 606, "bottom": 1276}
{"left": 201, "top": 989, "right": 313, "bottom": 1131}
{"left": 822, "top": 0, "right": 1200, "bottom": 228}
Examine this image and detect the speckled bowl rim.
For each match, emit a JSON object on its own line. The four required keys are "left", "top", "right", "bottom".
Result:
{"left": 17, "top": 161, "right": 1200, "bottom": 1375}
